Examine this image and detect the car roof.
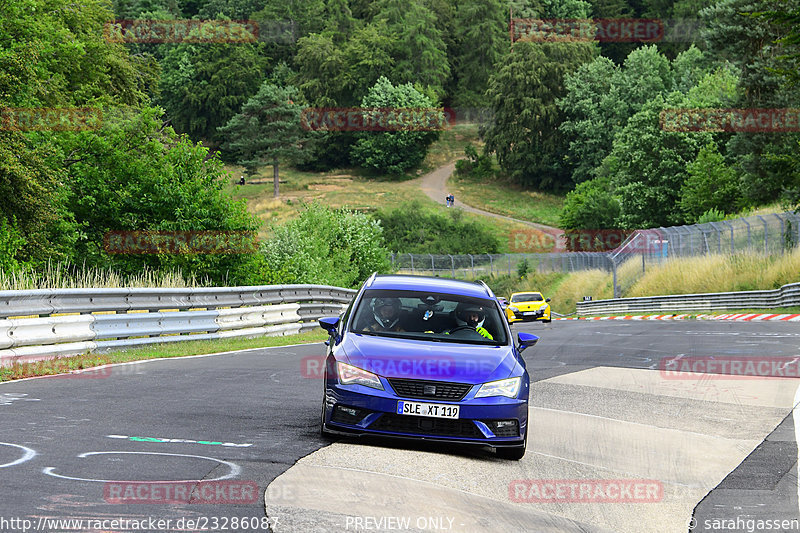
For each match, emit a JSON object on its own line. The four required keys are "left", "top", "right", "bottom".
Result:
{"left": 368, "top": 274, "right": 493, "bottom": 299}
{"left": 511, "top": 291, "right": 542, "bottom": 297}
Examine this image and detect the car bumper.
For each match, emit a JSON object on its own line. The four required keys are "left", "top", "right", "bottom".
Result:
{"left": 323, "top": 383, "right": 528, "bottom": 448}
{"left": 509, "top": 309, "right": 550, "bottom": 322}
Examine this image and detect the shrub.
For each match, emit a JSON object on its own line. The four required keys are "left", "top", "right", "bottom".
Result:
{"left": 374, "top": 201, "right": 501, "bottom": 253}
{"left": 257, "top": 203, "right": 392, "bottom": 288}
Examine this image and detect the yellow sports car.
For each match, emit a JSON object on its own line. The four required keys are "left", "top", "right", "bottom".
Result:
{"left": 506, "top": 292, "right": 551, "bottom": 323}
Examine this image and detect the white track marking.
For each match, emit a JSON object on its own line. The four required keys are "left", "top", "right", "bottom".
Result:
{"left": 0, "top": 442, "right": 37, "bottom": 468}
{"left": 43, "top": 451, "right": 240, "bottom": 482}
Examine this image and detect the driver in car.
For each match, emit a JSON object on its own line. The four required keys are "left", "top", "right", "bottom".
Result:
{"left": 366, "top": 297, "right": 404, "bottom": 332}
{"left": 453, "top": 303, "right": 494, "bottom": 340}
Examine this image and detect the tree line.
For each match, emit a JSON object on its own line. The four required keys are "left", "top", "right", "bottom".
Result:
{"left": 1, "top": 0, "right": 798, "bottom": 285}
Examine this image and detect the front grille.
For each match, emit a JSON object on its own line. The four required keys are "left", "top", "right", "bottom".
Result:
{"left": 369, "top": 414, "right": 483, "bottom": 438}
{"left": 387, "top": 379, "right": 472, "bottom": 401}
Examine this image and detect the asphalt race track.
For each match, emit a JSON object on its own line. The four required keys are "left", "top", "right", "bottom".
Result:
{"left": 1, "top": 321, "right": 799, "bottom": 533}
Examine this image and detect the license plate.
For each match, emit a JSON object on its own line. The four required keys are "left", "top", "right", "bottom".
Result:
{"left": 523, "top": 311, "right": 538, "bottom": 316}
{"left": 397, "top": 401, "right": 459, "bottom": 419}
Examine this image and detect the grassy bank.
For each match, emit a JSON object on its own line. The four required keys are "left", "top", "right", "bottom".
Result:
{"left": 0, "top": 262, "right": 207, "bottom": 291}
{"left": 490, "top": 248, "right": 800, "bottom": 315}
{"left": 0, "top": 330, "right": 328, "bottom": 382}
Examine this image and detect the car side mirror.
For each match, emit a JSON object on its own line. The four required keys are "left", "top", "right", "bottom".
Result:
{"left": 517, "top": 332, "right": 539, "bottom": 352}
{"left": 319, "top": 316, "right": 340, "bottom": 336}
{"left": 545, "top": 298, "right": 551, "bottom": 303}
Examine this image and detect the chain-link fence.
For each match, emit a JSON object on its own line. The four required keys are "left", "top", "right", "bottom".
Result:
{"left": 608, "top": 211, "right": 800, "bottom": 296}
{"left": 392, "top": 211, "right": 800, "bottom": 296}
{"left": 390, "top": 252, "right": 612, "bottom": 279}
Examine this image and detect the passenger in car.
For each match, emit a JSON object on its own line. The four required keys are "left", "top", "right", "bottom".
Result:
{"left": 365, "top": 297, "right": 405, "bottom": 332}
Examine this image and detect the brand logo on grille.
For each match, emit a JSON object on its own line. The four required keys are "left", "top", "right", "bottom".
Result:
{"left": 423, "top": 385, "right": 437, "bottom": 395}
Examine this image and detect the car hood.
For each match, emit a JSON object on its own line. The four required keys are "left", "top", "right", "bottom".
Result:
{"left": 341, "top": 334, "right": 518, "bottom": 384}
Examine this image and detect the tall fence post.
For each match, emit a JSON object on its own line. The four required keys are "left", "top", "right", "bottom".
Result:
{"left": 430, "top": 254, "right": 434, "bottom": 275}
{"left": 722, "top": 221, "right": 734, "bottom": 254}
{"left": 409, "top": 253, "right": 414, "bottom": 274}
{"left": 775, "top": 214, "right": 785, "bottom": 253}
{"left": 756, "top": 215, "right": 768, "bottom": 255}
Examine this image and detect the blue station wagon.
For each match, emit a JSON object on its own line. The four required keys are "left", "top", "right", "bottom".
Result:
{"left": 318, "top": 274, "right": 539, "bottom": 460}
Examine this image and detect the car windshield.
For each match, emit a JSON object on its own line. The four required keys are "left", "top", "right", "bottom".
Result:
{"left": 351, "top": 289, "right": 508, "bottom": 345}
{"left": 511, "top": 293, "right": 543, "bottom": 303}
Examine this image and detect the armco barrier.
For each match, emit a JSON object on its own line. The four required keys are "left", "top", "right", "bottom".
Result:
{"left": 576, "top": 282, "right": 800, "bottom": 315}
{"left": 0, "top": 285, "right": 355, "bottom": 365}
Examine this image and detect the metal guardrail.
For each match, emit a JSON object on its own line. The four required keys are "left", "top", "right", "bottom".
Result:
{"left": 576, "top": 282, "right": 800, "bottom": 315}
{"left": 0, "top": 285, "right": 355, "bottom": 365}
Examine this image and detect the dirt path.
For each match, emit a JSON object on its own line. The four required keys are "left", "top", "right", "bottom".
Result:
{"left": 418, "top": 163, "right": 566, "bottom": 250}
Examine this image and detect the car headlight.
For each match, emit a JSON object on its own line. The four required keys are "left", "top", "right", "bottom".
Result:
{"left": 337, "top": 362, "right": 384, "bottom": 390}
{"left": 475, "top": 377, "right": 521, "bottom": 398}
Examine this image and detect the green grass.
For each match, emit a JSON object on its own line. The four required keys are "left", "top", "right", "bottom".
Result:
{"left": 0, "top": 261, "right": 209, "bottom": 291}
{"left": 0, "top": 330, "right": 328, "bottom": 382}
{"left": 450, "top": 171, "right": 565, "bottom": 227}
